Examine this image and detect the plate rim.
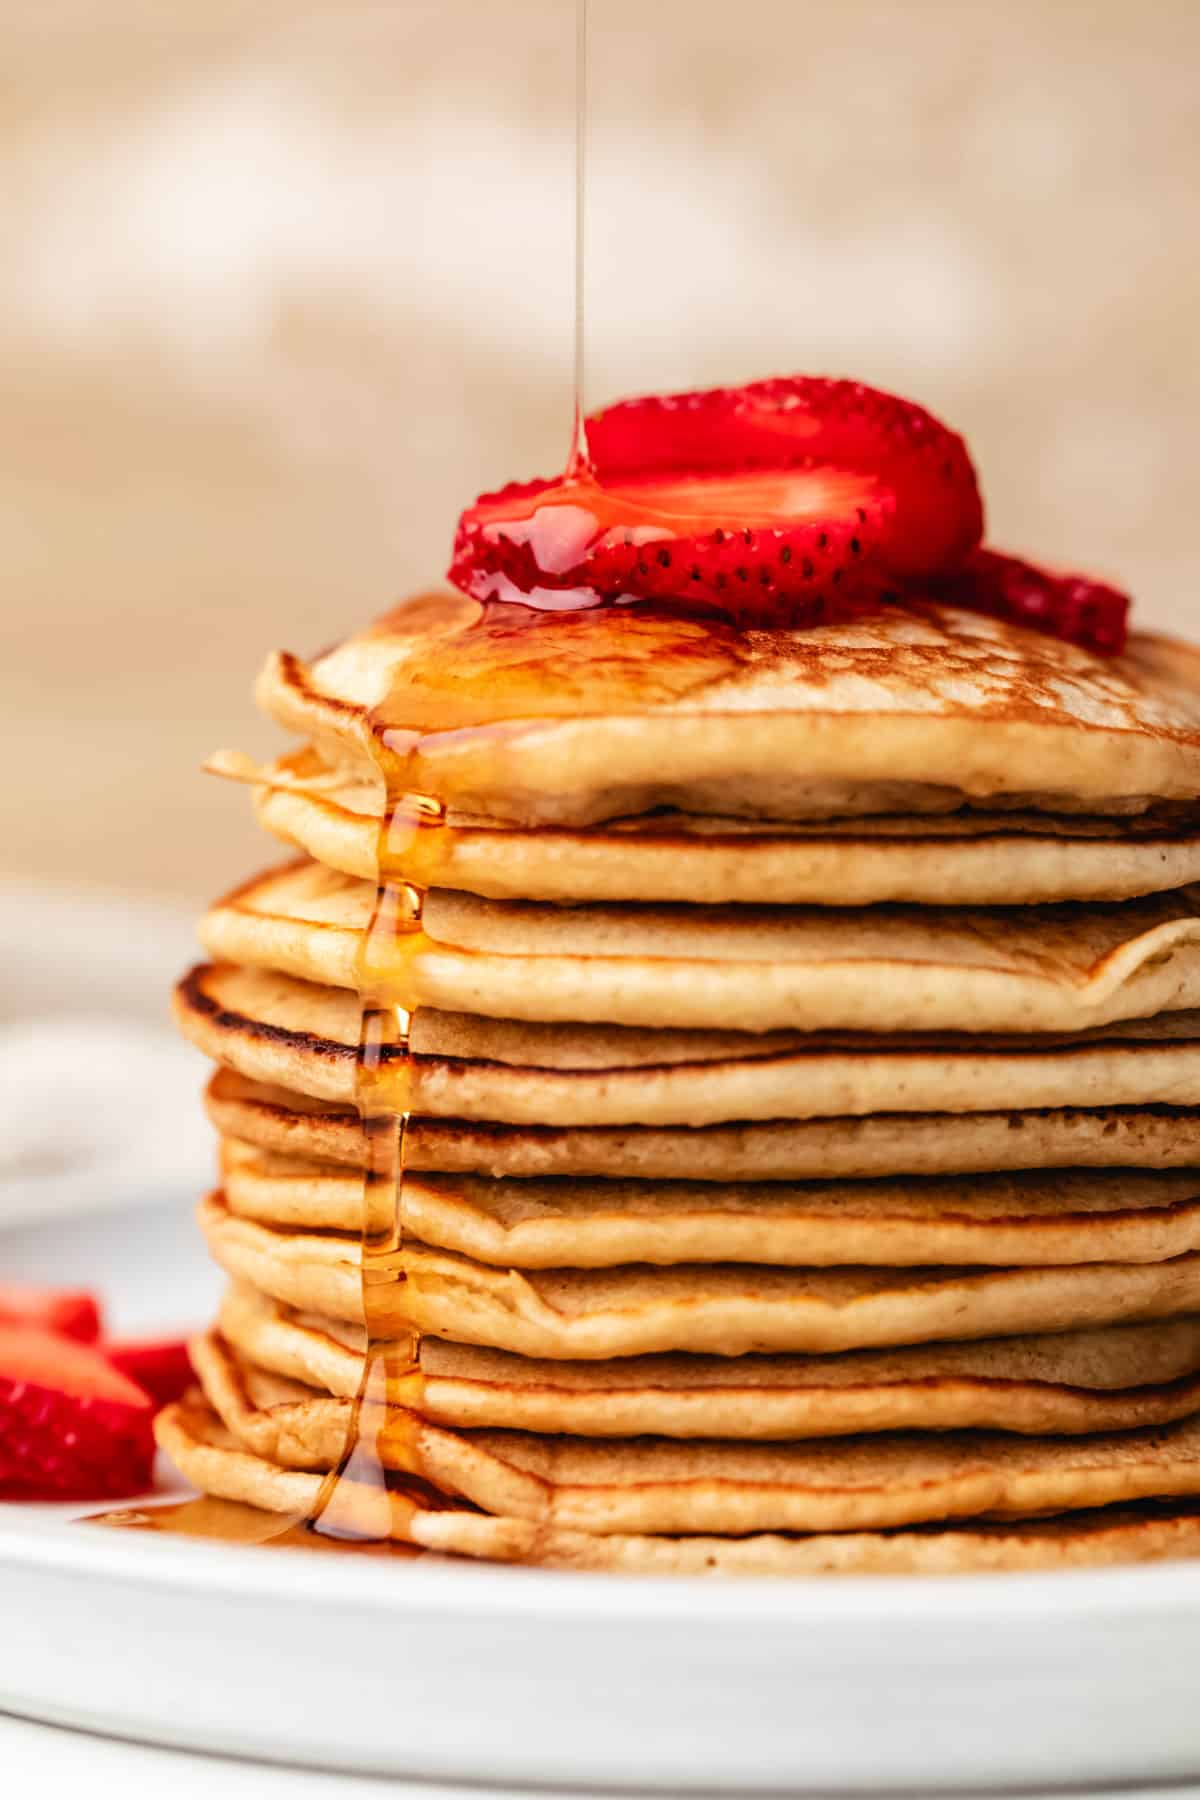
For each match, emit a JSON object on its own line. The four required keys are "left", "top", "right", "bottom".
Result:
{"left": 7, "top": 1500, "right": 1200, "bottom": 1629}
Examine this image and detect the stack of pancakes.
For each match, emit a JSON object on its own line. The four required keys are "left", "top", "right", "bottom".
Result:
{"left": 162, "top": 596, "right": 1200, "bottom": 1573}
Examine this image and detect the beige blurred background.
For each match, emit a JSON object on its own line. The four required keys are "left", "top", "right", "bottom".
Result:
{"left": 2, "top": 0, "right": 1198, "bottom": 907}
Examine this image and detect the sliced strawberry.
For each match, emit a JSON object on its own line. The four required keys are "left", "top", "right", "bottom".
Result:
{"left": 450, "top": 468, "right": 890, "bottom": 627}
{"left": 933, "top": 549, "right": 1130, "bottom": 657}
{"left": 587, "top": 376, "right": 984, "bottom": 580}
{"left": 0, "top": 1324, "right": 155, "bottom": 1502}
{"left": 448, "top": 377, "right": 983, "bottom": 625}
{"left": 105, "top": 1337, "right": 194, "bottom": 1409}
{"left": 0, "top": 1281, "right": 102, "bottom": 1344}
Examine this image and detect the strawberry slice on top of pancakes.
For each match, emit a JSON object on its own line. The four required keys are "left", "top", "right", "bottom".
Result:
{"left": 449, "top": 374, "right": 1128, "bottom": 656}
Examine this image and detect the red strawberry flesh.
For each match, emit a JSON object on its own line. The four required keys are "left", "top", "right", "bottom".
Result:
{"left": 0, "top": 1282, "right": 102, "bottom": 1343}
{"left": 587, "top": 376, "right": 984, "bottom": 579}
{"left": 0, "top": 1324, "right": 155, "bottom": 1502}
{"left": 106, "top": 1337, "right": 195, "bottom": 1409}
{"left": 449, "top": 478, "right": 891, "bottom": 631}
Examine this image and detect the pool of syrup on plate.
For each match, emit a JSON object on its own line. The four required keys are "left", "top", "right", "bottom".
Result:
{"left": 87, "top": 1496, "right": 420, "bottom": 1556}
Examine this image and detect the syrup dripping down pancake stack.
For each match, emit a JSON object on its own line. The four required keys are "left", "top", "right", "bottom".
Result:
{"left": 159, "top": 590, "right": 1200, "bottom": 1573}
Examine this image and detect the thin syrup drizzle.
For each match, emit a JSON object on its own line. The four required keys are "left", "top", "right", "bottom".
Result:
{"left": 571, "top": 0, "right": 590, "bottom": 476}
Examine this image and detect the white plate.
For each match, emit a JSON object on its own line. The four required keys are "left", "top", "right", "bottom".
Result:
{"left": 5, "top": 1200, "right": 1200, "bottom": 1793}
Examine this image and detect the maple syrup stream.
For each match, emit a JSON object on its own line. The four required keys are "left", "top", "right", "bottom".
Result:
{"left": 302, "top": 792, "right": 453, "bottom": 1546}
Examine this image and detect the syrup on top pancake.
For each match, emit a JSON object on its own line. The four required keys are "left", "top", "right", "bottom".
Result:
{"left": 254, "top": 595, "right": 1200, "bottom": 826}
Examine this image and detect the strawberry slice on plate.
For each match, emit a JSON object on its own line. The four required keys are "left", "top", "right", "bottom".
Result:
{"left": 449, "top": 376, "right": 984, "bottom": 626}
{"left": 0, "top": 1281, "right": 103, "bottom": 1344}
{"left": 934, "top": 549, "right": 1130, "bottom": 658}
{"left": 105, "top": 1337, "right": 194, "bottom": 1409}
{"left": 0, "top": 1324, "right": 156, "bottom": 1501}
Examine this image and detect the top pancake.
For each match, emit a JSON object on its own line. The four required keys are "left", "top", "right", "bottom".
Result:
{"left": 254, "top": 594, "right": 1200, "bottom": 827}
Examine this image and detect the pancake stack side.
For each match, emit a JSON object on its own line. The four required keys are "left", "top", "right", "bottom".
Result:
{"left": 163, "top": 596, "right": 1200, "bottom": 1573}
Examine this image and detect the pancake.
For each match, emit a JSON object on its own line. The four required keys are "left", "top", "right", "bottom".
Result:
{"left": 206, "top": 1070, "right": 1200, "bottom": 1183}
{"left": 156, "top": 1399, "right": 1200, "bottom": 1573}
{"left": 188, "top": 1335, "right": 1200, "bottom": 1536}
{"left": 196, "top": 1194, "right": 1200, "bottom": 1356}
{"left": 396, "top": 1009, "right": 1200, "bottom": 1062}
{"left": 253, "top": 596, "right": 1200, "bottom": 825}
{"left": 199, "top": 860, "right": 1200, "bottom": 1035}
{"left": 219, "top": 1139, "right": 1200, "bottom": 1270}
{"left": 218, "top": 1286, "right": 1200, "bottom": 1441}
{"left": 232, "top": 746, "right": 1200, "bottom": 906}
{"left": 175, "top": 962, "right": 1200, "bottom": 1126}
